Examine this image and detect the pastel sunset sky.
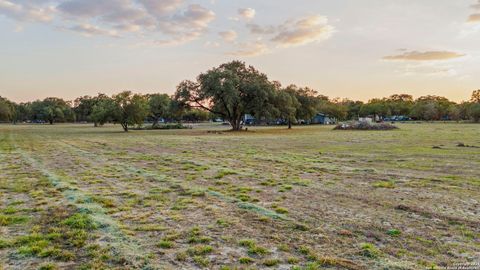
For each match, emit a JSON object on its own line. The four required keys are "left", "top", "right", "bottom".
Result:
{"left": 1, "top": 0, "right": 480, "bottom": 102}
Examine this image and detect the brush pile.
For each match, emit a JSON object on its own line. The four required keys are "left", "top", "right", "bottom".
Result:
{"left": 334, "top": 121, "right": 398, "bottom": 130}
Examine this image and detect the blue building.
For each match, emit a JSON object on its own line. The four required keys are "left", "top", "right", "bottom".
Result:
{"left": 311, "top": 113, "right": 336, "bottom": 125}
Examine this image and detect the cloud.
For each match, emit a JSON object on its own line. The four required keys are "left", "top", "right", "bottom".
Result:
{"left": 219, "top": 30, "right": 237, "bottom": 42}
{"left": 472, "top": 0, "right": 480, "bottom": 9}
{"left": 170, "top": 4, "right": 215, "bottom": 30}
{"left": 138, "top": 0, "right": 183, "bottom": 17}
{"left": 0, "top": 0, "right": 54, "bottom": 22}
{"left": 271, "top": 15, "right": 334, "bottom": 47}
{"left": 228, "top": 42, "right": 269, "bottom": 57}
{"left": 383, "top": 51, "right": 466, "bottom": 61}
{"left": 238, "top": 8, "right": 255, "bottom": 20}
{"left": 467, "top": 1, "right": 480, "bottom": 23}
{"left": 392, "top": 61, "right": 460, "bottom": 78}
{"left": 246, "top": 23, "right": 277, "bottom": 35}
{"left": 468, "top": 13, "right": 480, "bottom": 22}
{"left": 1, "top": 0, "right": 215, "bottom": 46}
{"left": 226, "top": 14, "right": 334, "bottom": 57}
{"left": 157, "top": 4, "right": 215, "bottom": 44}
{"left": 68, "top": 23, "right": 120, "bottom": 37}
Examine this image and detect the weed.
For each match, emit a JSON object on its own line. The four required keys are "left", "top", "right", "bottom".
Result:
{"left": 175, "top": 251, "right": 188, "bottom": 261}
{"left": 373, "top": 180, "right": 396, "bottom": 189}
{"left": 62, "top": 213, "right": 97, "bottom": 230}
{"left": 38, "top": 263, "right": 59, "bottom": 270}
{"left": 274, "top": 207, "right": 289, "bottom": 214}
{"left": 193, "top": 256, "right": 210, "bottom": 267}
{"left": 387, "top": 229, "right": 401, "bottom": 237}
{"left": 188, "top": 245, "right": 214, "bottom": 256}
{"left": 287, "top": 256, "right": 300, "bottom": 264}
{"left": 0, "top": 214, "right": 29, "bottom": 226}
{"left": 158, "top": 240, "right": 174, "bottom": 249}
{"left": 214, "top": 169, "right": 238, "bottom": 179}
{"left": 360, "top": 243, "right": 381, "bottom": 258}
{"left": 263, "top": 258, "right": 280, "bottom": 267}
{"left": 239, "top": 257, "right": 254, "bottom": 264}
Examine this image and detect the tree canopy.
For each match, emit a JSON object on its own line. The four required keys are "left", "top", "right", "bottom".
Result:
{"left": 111, "top": 91, "right": 149, "bottom": 132}
{"left": 174, "top": 61, "right": 277, "bottom": 130}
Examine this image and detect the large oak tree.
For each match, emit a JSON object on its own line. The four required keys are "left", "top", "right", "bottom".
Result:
{"left": 174, "top": 61, "right": 276, "bottom": 131}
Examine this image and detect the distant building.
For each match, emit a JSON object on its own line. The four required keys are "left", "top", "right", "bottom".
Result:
{"left": 311, "top": 113, "right": 336, "bottom": 125}
{"left": 244, "top": 114, "right": 256, "bottom": 125}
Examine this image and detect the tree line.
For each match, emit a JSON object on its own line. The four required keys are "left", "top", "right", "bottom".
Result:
{"left": 1, "top": 61, "right": 479, "bottom": 131}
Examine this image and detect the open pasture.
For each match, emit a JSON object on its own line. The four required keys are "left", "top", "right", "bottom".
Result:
{"left": 0, "top": 123, "right": 479, "bottom": 270}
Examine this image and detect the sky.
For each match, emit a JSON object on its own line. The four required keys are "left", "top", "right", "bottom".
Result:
{"left": 1, "top": 0, "right": 480, "bottom": 103}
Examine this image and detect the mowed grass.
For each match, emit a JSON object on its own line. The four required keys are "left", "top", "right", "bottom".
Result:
{"left": 0, "top": 123, "right": 479, "bottom": 269}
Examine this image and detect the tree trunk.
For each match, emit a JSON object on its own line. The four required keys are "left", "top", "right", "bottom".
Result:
{"left": 288, "top": 119, "right": 292, "bottom": 129}
{"left": 49, "top": 120, "right": 53, "bottom": 125}
{"left": 152, "top": 118, "right": 159, "bottom": 128}
{"left": 230, "top": 119, "right": 242, "bottom": 131}
{"left": 94, "top": 122, "right": 98, "bottom": 127}
{"left": 121, "top": 122, "right": 128, "bottom": 132}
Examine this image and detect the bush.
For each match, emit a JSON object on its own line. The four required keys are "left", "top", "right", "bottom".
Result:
{"left": 334, "top": 121, "right": 398, "bottom": 130}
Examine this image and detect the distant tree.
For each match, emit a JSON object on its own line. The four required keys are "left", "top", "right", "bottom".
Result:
{"left": 447, "top": 104, "right": 461, "bottom": 121}
{"left": 384, "top": 94, "right": 413, "bottom": 116}
{"left": 284, "top": 85, "right": 321, "bottom": 122}
{"left": 41, "top": 97, "right": 74, "bottom": 124}
{"left": 90, "top": 95, "right": 116, "bottom": 127}
{"left": 182, "top": 109, "right": 210, "bottom": 122}
{"left": 411, "top": 96, "right": 453, "bottom": 120}
{"left": 112, "top": 91, "right": 149, "bottom": 132}
{"left": 339, "top": 99, "right": 363, "bottom": 120}
{"left": 360, "top": 99, "right": 389, "bottom": 121}
{"left": 168, "top": 99, "right": 186, "bottom": 122}
{"left": 320, "top": 100, "right": 348, "bottom": 121}
{"left": 0, "top": 97, "right": 14, "bottom": 122}
{"left": 458, "top": 102, "right": 471, "bottom": 120}
{"left": 471, "top": 90, "right": 480, "bottom": 103}
{"left": 73, "top": 96, "right": 96, "bottom": 122}
{"left": 13, "top": 103, "right": 31, "bottom": 123}
{"left": 174, "top": 61, "right": 276, "bottom": 131}
{"left": 467, "top": 103, "right": 480, "bottom": 122}
{"left": 274, "top": 88, "right": 300, "bottom": 129}
{"left": 147, "top": 94, "right": 171, "bottom": 127}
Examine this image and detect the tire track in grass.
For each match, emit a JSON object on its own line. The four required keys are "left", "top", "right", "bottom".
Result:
{"left": 55, "top": 138, "right": 291, "bottom": 222}
{"left": 8, "top": 134, "right": 159, "bottom": 270}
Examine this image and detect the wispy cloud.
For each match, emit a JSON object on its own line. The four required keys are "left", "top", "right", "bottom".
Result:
{"left": 238, "top": 8, "right": 255, "bottom": 20}
{"left": 0, "top": 0, "right": 54, "bottom": 22}
{"left": 67, "top": 23, "right": 120, "bottom": 37}
{"left": 383, "top": 51, "right": 466, "bottom": 61}
{"left": 228, "top": 42, "right": 269, "bottom": 57}
{"left": 468, "top": 13, "right": 480, "bottom": 22}
{"left": 271, "top": 15, "right": 334, "bottom": 47}
{"left": 219, "top": 30, "right": 237, "bottom": 42}
{"left": 467, "top": 0, "right": 480, "bottom": 23}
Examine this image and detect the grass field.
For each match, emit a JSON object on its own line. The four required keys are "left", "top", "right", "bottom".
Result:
{"left": 0, "top": 123, "right": 479, "bottom": 270}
